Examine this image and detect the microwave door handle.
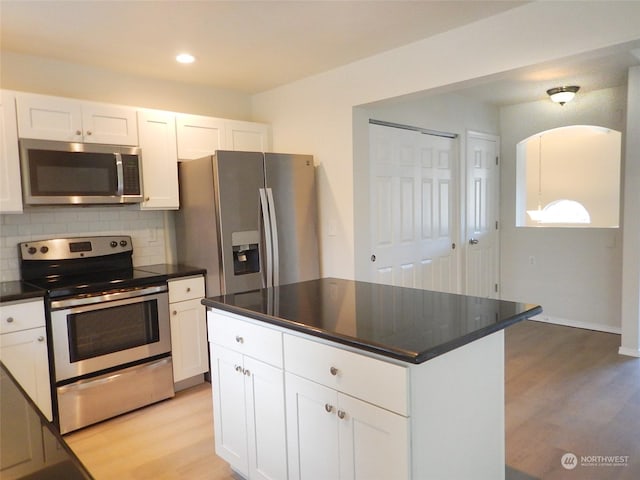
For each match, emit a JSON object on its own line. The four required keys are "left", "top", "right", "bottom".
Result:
{"left": 115, "top": 153, "right": 124, "bottom": 196}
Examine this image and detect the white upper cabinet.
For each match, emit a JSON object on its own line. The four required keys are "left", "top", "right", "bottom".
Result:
{"left": 137, "top": 109, "right": 179, "bottom": 210}
{"left": 16, "top": 93, "right": 138, "bottom": 145}
{"left": 0, "top": 90, "right": 23, "bottom": 213}
{"left": 226, "top": 120, "right": 271, "bottom": 152}
{"left": 176, "top": 114, "right": 226, "bottom": 160}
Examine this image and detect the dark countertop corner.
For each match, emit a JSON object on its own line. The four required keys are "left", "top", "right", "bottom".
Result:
{"left": 0, "top": 280, "right": 47, "bottom": 303}
{"left": 134, "top": 263, "right": 207, "bottom": 279}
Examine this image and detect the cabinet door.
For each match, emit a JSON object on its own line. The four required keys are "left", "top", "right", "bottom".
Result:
{"left": 176, "top": 114, "right": 226, "bottom": 160}
{"left": 170, "top": 298, "right": 208, "bottom": 382}
{"left": 0, "top": 327, "right": 52, "bottom": 421}
{"left": 225, "top": 120, "right": 271, "bottom": 152}
{"left": 0, "top": 91, "right": 23, "bottom": 213}
{"left": 16, "top": 93, "right": 83, "bottom": 142}
{"left": 338, "top": 393, "right": 409, "bottom": 480}
{"left": 137, "top": 109, "right": 179, "bottom": 209}
{"left": 244, "top": 356, "right": 287, "bottom": 480}
{"left": 82, "top": 103, "right": 138, "bottom": 146}
{"left": 211, "top": 345, "right": 249, "bottom": 477}
{"left": 285, "top": 373, "right": 339, "bottom": 480}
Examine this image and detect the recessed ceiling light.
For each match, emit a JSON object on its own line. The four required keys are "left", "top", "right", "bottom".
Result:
{"left": 176, "top": 53, "right": 195, "bottom": 64}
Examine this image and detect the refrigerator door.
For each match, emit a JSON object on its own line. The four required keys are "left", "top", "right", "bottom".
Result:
{"left": 215, "top": 151, "right": 266, "bottom": 294}
{"left": 264, "top": 153, "right": 320, "bottom": 285}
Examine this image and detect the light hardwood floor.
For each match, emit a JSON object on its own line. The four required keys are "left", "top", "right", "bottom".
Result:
{"left": 66, "top": 320, "right": 640, "bottom": 480}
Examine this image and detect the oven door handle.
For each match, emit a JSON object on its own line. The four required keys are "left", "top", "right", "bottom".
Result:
{"left": 50, "top": 284, "right": 167, "bottom": 310}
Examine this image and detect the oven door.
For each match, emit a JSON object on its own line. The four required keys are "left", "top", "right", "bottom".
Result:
{"left": 50, "top": 286, "right": 170, "bottom": 382}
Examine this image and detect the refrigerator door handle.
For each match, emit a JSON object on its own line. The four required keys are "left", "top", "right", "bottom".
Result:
{"left": 259, "top": 188, "right": 273, "bottom": 288}
{"left": 266, "top": 188, "right": 280, "bottom": 287}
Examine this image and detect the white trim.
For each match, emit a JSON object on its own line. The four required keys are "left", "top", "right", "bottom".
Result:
{"left": 618, "top": 346, "right": 640, "bottom": 358}
{"left": 529, "top": 314, "right": 621, "bottom": 335}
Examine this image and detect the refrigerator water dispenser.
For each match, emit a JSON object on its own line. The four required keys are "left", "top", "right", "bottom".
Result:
{"left": 232, "top": 231, "right": 260, "bottom": 275}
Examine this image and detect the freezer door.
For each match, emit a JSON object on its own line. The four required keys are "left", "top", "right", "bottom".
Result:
{"left": 215, "top": 151, "right": 266, "bottom": 294}
{"left": 264, "top": 153, "right": 320, "bottom": 285}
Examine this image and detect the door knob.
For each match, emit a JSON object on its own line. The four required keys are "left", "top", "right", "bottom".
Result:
{"left": 469, "top": 238, "right": 479, "bottom": 245}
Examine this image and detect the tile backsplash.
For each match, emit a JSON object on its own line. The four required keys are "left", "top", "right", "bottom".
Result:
{"left": 0, "top": 206, "right": 169, "bottom": 281}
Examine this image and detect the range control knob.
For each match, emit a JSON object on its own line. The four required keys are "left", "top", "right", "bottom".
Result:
{"left": 120, "top": 240, "right": 128, "bottom": 247}
{"left": 28, "top": 247, "right": 37, "bottom": 255}
{"left": 110, "top": 241, "right": 118, "bottom": 248}
{"left": 40, "top": 246, "right": 49, "bottom": 254}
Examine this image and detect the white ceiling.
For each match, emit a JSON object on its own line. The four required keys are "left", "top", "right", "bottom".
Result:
{"left": 1, "top": 0, "right": 526, "bottom": 94}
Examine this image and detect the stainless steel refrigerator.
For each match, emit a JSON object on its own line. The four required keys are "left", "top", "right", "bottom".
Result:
{"left": 175, "top": 151, "right": 320, "bottom": 296}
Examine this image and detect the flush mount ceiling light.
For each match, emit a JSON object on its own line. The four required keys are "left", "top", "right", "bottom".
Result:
{"left": 546, "top": 86, "right": 580, "bottom": 106}
{"left": 176, "top": 53, "right": 195, "bottom": 64}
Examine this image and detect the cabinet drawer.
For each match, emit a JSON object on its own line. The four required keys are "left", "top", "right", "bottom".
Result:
{"left": 169, "top": 276, "right": 205, "bottom": 303}
{"left": 284, "top": 334, "right": 408, "bottom": 416}
{"left": 208, "top": 311, "right": 283, "bottom": 368}
{"left": 0, "top": 299, "right": 45, "bottom": 334}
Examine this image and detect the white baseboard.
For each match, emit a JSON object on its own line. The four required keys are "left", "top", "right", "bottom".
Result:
{"left": 529, "top": 314, "right": 622, "bottom": 335}
{"left": 618, "top": 346, "right": 640, "bottom": 358}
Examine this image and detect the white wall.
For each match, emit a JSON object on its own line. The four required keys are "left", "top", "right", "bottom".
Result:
{"left": 1, "top": 52, "right": 252, "bottom": 120}
{"left": 620, "top": 66, "right": 640, "bottom": 355}
{"left": 252, "top": 2, "right": 640, "bottom": 335}
{"left": 500, "top": 86, "right": 626, "bottom": 332}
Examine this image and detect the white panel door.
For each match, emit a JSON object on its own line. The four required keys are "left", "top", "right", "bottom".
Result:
{"left": 81, "top": 103, "right": 138, "bottom": 146}
{"left": 226, "top": 120, "right": 271, "bottom": 152}
{"left": 465, "top": 132, "right": 500, "bottom": 298}
{"left": 16, "top": 93, "right": 83, "bottom": 142}
{"left": 369, "top": 123, "right": 459, "bottom": 293}
{"left": 169, "top": 298, "right": 208, "bottom": 382}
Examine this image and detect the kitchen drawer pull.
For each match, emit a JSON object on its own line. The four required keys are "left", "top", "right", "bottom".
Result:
{"left": 6, "top": 317, "right": 14, "bottom": 323}
{"left": 330, "top": 366, "right": 339, "bottom": 376}
{"left": 337, "top": 410, "right": 346, "bottom": 420}
{"left": 235, "top": 335, "right": 244, "bottom": 344}
{"left": 324, "top": 403, "right": 334, "bottom": 413}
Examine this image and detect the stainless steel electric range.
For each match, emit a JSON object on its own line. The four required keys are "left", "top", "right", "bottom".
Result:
{"left": 19, "top": 236, "right": 175, "bottom": 434}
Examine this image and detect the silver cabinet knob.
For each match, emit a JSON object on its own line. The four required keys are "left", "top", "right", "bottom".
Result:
{"left": 75, "top": 130, "right": 82, "bottom": 135}
{"left": 37, "top": 336, "right": 45, "bottom": 342}
{"left": 145, "top": 197, "right": 150, "bottom": 202}
{"left": 324, "top": 403, "right": 334, "bottom": 413}
{"left": 86, "top": 130, "right": 92, "bottom": 136}
{"left": 469, "top": 238, "right": 479, "bottom": 245}
{"left": 235, "top": 365, "right": 243, "bottom": 373}
{"left": 235, "top": 335, "right": 244, "bottom": 344}
{"left": 330, "top": 366, "right": 338, "bottom": 376}
{"left": 244, "top": 369, "right": 251, "bottom": 377}
{"left": 337, "top": 410, "right": 346, "bottom": 420}
{"left": 6, "top": 317, "right": 14, "bottom": 323}
{"left": 172, "top": 310, "right": 178, "bottom": 316}
{"left": 186, "top": 287, "right": 191, "bottom": 292}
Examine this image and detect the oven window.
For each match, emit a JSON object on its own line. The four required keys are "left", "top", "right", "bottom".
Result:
{"left": 68, "top": 300, "right": 159, "bottom": 362}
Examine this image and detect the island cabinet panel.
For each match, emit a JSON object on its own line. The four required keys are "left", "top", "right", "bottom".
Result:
{"left": 285, "top": 372, "right": 409, "bottom": 480}
{"left": 208, "top": 311, "right": 287, "bottom": 480}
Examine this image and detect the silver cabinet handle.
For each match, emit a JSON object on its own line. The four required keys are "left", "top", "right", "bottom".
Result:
{"left": 324, "top": 403, "right": 334, "bottom": 413}
{"left": 330, "top": 366, "right": 338, "bottom": 376}
{"left": 6, "top": 317, "right": 14, "bottom": 323}
{"left": 337, "top": 410, "right": 346, "bottom": 419}
{"left": 235, "top": 335, "right": 244, "bottom": 344}
{"left": 37, "top": 336, "right": 45, "bottom": 342}
{"left": 469, "top": 238, "right": 479, "bottom": 245}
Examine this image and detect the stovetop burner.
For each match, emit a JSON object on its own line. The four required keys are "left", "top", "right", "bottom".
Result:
{"left": 19, "top": 236, "right": 168, "bottom": 298}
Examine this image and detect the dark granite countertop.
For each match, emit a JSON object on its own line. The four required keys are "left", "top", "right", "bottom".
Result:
{"left": 1, "top": 362, "right": 93, "bottom": 479}
{"left": 135, "top": 263, "right": 206, "bottom": 279}
{"left": 0, "top": 281, "right": 46, "bottom": 303}
{"left": 203, "top": 278, "right": 542, "bottom": 364}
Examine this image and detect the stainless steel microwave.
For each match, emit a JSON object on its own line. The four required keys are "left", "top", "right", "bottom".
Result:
{"left": 20, "top": 139, "right": 143, "bottom": 205}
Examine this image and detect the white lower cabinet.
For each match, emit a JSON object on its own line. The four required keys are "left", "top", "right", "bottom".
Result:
{"left": 169, "top": 276, "right": 208, "bottom": 385}
{"left": 0, "top": 298, "right": 52, "bottom": 421}
{"left": 209, "top": 311, "right": 287, "bottom": 480}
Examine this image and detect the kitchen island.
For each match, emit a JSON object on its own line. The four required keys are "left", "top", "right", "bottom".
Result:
{"left": 202, "top": 278, "right": 541, "bottom": 480}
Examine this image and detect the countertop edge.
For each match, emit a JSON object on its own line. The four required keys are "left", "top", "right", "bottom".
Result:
{"left": 202, "top": 297, "right": 542, "bottom": 364}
